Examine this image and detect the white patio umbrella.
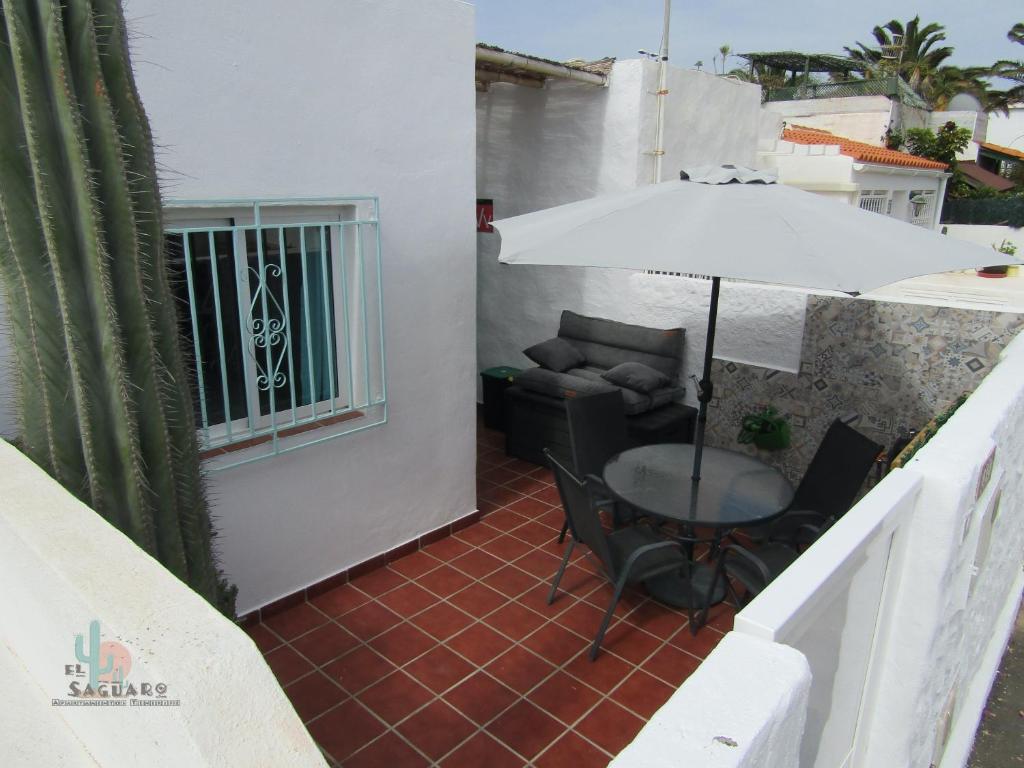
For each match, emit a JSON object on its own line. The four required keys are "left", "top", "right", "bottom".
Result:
{"left": 492, "top": 165, "right": 1020, "bottom": 480}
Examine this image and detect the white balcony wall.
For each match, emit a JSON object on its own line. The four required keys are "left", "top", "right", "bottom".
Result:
{"left": 118, "top": 0, "right": 477, "bottom": 613}
{"left": 984, "top": 105, "right": 1024, "bottom": 149}
{"left": 0, "top": 440, "right": 326, "bottom": 767}
{"left": 477, "top": 62, "right": 811, "bottom": 389}
{"left": 613, "top": 328, "right": 1024, "bottom": 767}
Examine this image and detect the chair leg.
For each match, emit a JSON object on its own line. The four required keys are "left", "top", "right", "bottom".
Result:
{"left": 693, "top": 552, "right": 730, "bottom": 636}
{"left": 557, "top": 519, "right": 569, "bottom": 544}
{"left": 589, "top": 576, "right": 627, "bottom": 661}
{"left": 547, "top": 539, "right": 575, "bottom": 605}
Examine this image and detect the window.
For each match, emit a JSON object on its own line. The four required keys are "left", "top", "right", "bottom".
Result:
{"left": 857, "top": 189, "right": 891, "bottom": 216}
{"left": 165, "top": 198, "right": 386, "bottom": 468}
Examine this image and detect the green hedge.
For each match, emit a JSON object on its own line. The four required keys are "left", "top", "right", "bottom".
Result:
{"left": 942, "top": 198, "right": 1024, "bottom": 228}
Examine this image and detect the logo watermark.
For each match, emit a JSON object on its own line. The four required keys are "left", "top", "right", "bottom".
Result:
{"left": 52, "top": 620, "right": 180, "bottom": 707}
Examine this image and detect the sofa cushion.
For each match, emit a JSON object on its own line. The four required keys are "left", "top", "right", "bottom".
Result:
{"left": 516, "top": 367, "right": 617, "bottom": 400}
{"left": 601, "top": 362, "right": 671, "bottom": 394}
{"left": 557, "top": 310, "right": 683, "bottom": 378}
{"left": 523, "top": 337, "right": 585, "bottom": 372}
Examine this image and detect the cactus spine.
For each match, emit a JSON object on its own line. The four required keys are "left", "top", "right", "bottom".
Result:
{"left": 0, "top": 0, "right": 235, "bottom": 613}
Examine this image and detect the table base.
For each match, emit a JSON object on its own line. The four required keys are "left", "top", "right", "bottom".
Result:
{"left": 644, "top": 563, "right": 727, "bottom": 610}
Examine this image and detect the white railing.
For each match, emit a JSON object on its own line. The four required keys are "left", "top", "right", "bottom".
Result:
{"left": 734, "top": 469, "right": 921, "bottom": 768}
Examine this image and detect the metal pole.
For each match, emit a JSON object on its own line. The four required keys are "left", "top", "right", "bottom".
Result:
{"left": 652, "top": 0, "right": 671, "bottom": 183}
{"left": 691, "top": 277, "right": 720, "bottom": 480}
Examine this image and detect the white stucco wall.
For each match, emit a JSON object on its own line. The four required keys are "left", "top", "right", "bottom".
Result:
{"left": 125, "top": 0, "right": 476, "bottom": 613}
{"left": 944, "top": 224, "right": 1022, "bottom": 255}
{"left": 763, "top": 95, "right": 894, "bottom": 145}
{"left": 980, "top": 105, "right": 1024, "bottom": 149}
{"left": 0, "top": 439, "right": 326, "bottom": 767}
{"left": 477, "top": 61, "right": 807, "bottom": 390}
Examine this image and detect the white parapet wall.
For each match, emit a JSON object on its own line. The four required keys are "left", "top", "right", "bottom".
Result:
{"left": 0, "top": 440, "right": 326, "bottom": 767}
{"left": 611, "top": 328, "right": 1024, "bottom": 767}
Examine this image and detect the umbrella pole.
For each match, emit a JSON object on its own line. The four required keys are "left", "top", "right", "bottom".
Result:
{"left": 691, "top": 277, "right": 720, "bottom": 481}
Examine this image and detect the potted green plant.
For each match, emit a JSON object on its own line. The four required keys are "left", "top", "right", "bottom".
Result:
{"left": 977, "top": 239, "right": 1017, "bottom": 278}
{"left": 738, "top": 406, "right": 791, "bottom": 450}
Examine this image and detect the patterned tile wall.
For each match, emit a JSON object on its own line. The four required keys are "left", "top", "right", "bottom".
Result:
{"left": 704, "top": 295, "right": 1024, "bottom": 485}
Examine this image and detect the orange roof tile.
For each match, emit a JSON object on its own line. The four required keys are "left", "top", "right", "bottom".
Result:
{"left": 979, "top": 142, "right": 1024, "bottom": 161}
{"left": 782, "top": 126, "right": 948, "bottom": 170}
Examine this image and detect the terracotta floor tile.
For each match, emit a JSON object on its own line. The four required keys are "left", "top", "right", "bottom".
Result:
{"left": 583, "top": 582, "right": 646, "bottom": 619}
{"left": 449, "top": 548, "right": 506, "bottom": 579}
{"left": 369, "top": 622, "right": 437, "bottom": 666}
{"left": 480, "top": 534, "right": 534, "bottom": 563}
{"left": 622, "top": 600, "right": 688, "bottom": 639}
{"left": 534, "top": 731, "right": 609, "bottom": 768}
{"left": 504, "top": 458, "right": 540, "bottom": 475}
{"left": 322, "top": 645, "right": 396, "bottom": 694}
{"left": 396, "top": 699, "right": 478, "bottom": 761}
{"left": 350, "top": 566, "right": 407, "bottom": 597}
{"left": 574, "top": 699, "right": 644, "bottom": 756}
{"left": 703, "top": 602, "right": 737, "bottom": 633}
{"left": 552, "top": 600, "right": 608, "bottom": 640}
{"left": 262, "top": 602, "right": 329, "bottom": 640}
{"left": 477, "top": 499, "right": 502, "bottom": 515}
{"left": 641, "top": 643, "right": 702, "bottom": 687}
{"left": 405, "top": 645, "right": 475, "bottom": 694}
{"left": 290, "top": 622, "right": 360, "bottom": 666}
{"left": 481, "top": 465, "right": 522, "bottom": 485}
{"left": 263, "top": 645, "right": 313, "bottom": 685}
{"left": 485, "top": 645, "right": 556, "bottom": 694}
{"left": 480, "top": 484, "right": 525, "bottom": 508}
{"left": 439, "top": 732, "right": 524, "bottom": 768}
{"left": 669, "top": 625, "right": 725, "bottom": 659}
{"left": 529, "top": 671, "right": 602, "bottom": 726}
{"left": 512, "top": 549, "right": 563, "bottom": 579}
{"left": 563, "top": 648, "right": 633, "bottom": 694}
{"left": 335, "top": 601, "right": 402, "bottom": 640}
{"left": 511, "top": 522, "right": 559, "bottom": 548}
{"left": 309, "top": 583, "right": 370, "bottom": 618}
{"left": 481, "top": 565, "right": 541, "bottom": 599}
{"left": 359, "top": 670, "right": 434, "bottom": 725}
{"left": 284, "top": 671, "right": 347, "bottom": 722}
{"left": 423, "top": 535, "right": 474, "bottom": 561}
{"left": 344, "top": 732, "right": 429, "bottom": 768}
{"left": 519, "top": 583, "right": 576, "bottom": 617}
{"left": 598, "top": 622, "right": 663, "bottom": 665}
{"left": 609, "top": 669, "right": 676, "bottom": 719}
{"left": 447, "top": 582, "right": 508, "bottom": 618}
{"left": 416, "top": 564, "right": 475, "bottom": 598}
{"left": 484, "top": 602, "right": 547, "bottom": 641}
{"left": 444, "top": 671, "right": 520, "bottom": 725}
{"left": 485, "top": 508, "right": 530, "bottom": 531}
{"left": 537, "top": 508, "right": 566, "bottom": 530}
{"left": 409, "top": 600, "right": 475, "bottom": 641}
{"left": 377, "top": 582, "right": 439, "bottom": 617}
{"left": 553, "top": 565, "right": 605, "bottom": 599}
{"left": 505, "top": 494, "right": 552, "bottom": 518}
{"left": 528, "top": 466, "right": 555, "bottom": 484}
{"left": 453, "top": 521, "right": 502, "bottom": 546}
{"left": 306, "top": 698, "right": 386, "bottom": 763}
{"left": 446, "top": 622, "right": 514, "bottom": 666}
{"left": 487, "top": 699, "right": 566, "bottom": 761}
{"left": 521, "top": 622, "right": 588, "bottom": 666}
{"left": 530, "top": 485, "right": 562, "bottom": 506}
{"left": 245, "top": 623, "right": 282, "bottom": 654}
{"left": 504, "top": 474, "right": 549, "bottom": 496}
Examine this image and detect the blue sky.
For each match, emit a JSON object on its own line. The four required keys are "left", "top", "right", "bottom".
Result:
{"left": 473, "top": 1, "right": 1021, "bottom": 74}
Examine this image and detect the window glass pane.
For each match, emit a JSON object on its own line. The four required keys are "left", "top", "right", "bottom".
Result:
{"left": 167, "top": 231, "right": 247, "bottom": 427}
{"left": 245, "top": 227, "right": 339, "bottom": 418}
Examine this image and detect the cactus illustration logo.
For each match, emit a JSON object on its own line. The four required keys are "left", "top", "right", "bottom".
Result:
{"left": 75, "top": 620, "right": 131, "bottom": 688}
{"left": 54, "top": 620, "right": 178, "bottom": 708}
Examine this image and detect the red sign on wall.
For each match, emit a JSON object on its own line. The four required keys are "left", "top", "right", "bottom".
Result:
{"left": 477, "top": 199, "right": 494, "bottom": 233}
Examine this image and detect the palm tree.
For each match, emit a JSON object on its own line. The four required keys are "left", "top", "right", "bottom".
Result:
{"left": 988, "top": 23, "right": 1024, "bottom": 113}
{"left": 922, "top": 66, "right": 994, "bottom": 111}
{"left": 844, "top": 16, "right": 954, "bottom": 94}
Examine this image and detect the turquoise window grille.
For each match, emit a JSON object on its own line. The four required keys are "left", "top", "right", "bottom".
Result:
{"left": 164, "top": 198, "right": 386, "bottom": 469}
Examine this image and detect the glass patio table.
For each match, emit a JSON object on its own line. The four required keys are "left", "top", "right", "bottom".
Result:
{"left": 603, "top": 443, "right": 795, "bottom": 617}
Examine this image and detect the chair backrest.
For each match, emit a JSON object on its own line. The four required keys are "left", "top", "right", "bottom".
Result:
{"left": 545, "top": 449, "right": 616, "bottom": 577}
{"left": 792, "top": 419, "right": 883, "bottom": 522}
{"left": 566, "top": 390, "right": 630, "bottom": 478}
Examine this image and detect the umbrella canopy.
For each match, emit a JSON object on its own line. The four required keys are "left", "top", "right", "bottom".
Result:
{"left": 492, "top": 165, "right": 1020, "bottom": 481}
{"left": 493, "top": 166, "right": 1015, "bottom": 295}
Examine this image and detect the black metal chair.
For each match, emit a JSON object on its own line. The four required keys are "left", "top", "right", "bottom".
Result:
{"left": 558, "top": 391, "right": 632, "bottom": 543}
{"left": 545, "top": 449, "right": 688, "bottom": 660}
{"left": 747, "top": 418, "right": 883, "bottom": 546}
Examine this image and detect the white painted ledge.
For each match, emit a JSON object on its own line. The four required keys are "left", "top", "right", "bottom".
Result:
{"left": 0, "top": 440, "right": 326, "bottom": 768}
{"left": 610, "top": 632, "right": 811, "bottom": 768}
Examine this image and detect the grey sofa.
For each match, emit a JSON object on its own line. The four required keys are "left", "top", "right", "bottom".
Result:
{"left": 504, "top": 311, "right": 697, "bottom": 465}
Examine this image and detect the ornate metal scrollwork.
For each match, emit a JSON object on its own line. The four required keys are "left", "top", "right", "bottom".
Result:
{"left": 246, "top": 264, "right": 289, "bottom": 391}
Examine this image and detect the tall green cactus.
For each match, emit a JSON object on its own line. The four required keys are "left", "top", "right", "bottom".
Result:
{"left": 0, "top": 0, "right": 235, "bottom": 614}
